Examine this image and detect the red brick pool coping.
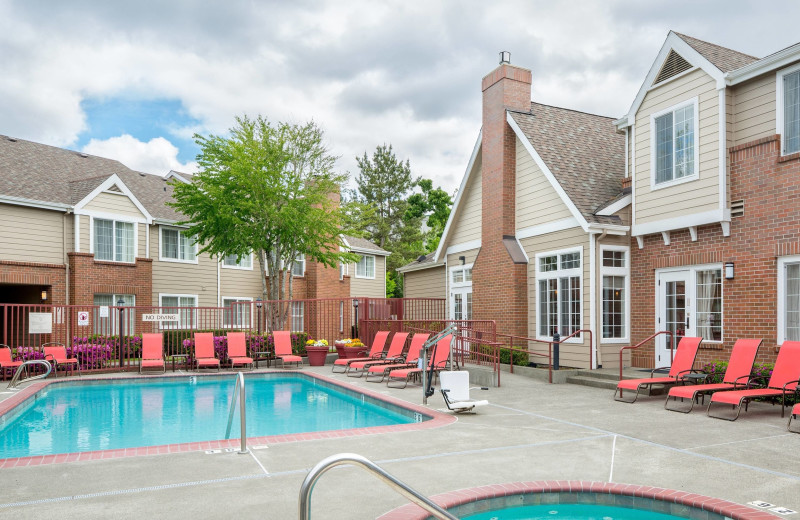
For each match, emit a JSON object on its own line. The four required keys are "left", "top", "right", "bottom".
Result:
{"left": 376, "top": 481, "right": 783, "bottom": 520}
{"left": 0, "top": 371, "right": 455, "bottom": 468}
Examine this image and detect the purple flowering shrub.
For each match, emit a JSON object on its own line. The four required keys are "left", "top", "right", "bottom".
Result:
{"left": 702, "top": 360, "right": 775, "bottom": 386}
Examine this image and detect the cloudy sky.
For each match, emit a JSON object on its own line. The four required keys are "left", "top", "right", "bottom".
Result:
{"left": 2, "top": 0, "right": 799, "bottom": 194}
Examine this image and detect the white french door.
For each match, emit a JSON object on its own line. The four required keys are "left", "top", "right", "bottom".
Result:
{"left": 656, "top": 270, "right": 694, "bottom": 367}
{"left": 450, "top": 288, "right": 472, "bottom": 321}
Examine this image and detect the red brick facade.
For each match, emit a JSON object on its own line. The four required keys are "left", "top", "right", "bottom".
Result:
{"left": 472, "top": 64, "right": 530, "bottom": 338}
{"left": 630, "top": 135, "right": 800, "bottom": 367}
{"left": 0, "top": 260, "right": 66, "bottom": 304}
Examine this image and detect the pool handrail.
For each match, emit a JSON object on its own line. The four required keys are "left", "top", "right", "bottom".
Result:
{"left": 6, "top": 359, "right": 52, "bottom": 390}
{"left": 299, "top": 452, "right": 458, "bottom": 520}
{"left": 224, "top": 372, "right": 248, "bottom": 454}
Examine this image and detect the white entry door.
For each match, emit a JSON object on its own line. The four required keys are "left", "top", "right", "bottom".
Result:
{"left": 656, "top": 270, "right": 694, "bottom": 367}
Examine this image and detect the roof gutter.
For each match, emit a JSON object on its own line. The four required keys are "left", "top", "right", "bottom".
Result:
{"left": 725, "top": 43, "right": 800, "bottom": 85}
{"left": 0, "top": 194, "right": 72, "bottom": 212}
{"left": 396, "top": 261, "right": 445, "bottom": 274}
{"left": 586, "top": 223, "right": 630, "bottom": 236}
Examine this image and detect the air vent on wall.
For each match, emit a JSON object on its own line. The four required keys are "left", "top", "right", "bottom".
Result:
{"left": 653, "top": 50, "right": 692, "bottom": 85}
{"left": 731, "top": 199, "right": 744, "bottom": 218}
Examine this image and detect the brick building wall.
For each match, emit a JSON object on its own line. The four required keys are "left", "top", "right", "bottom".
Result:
{"left": 0, "top": 260, "right": 66, "bottom": 304}
{"left": 472, "top": 64, "right": 530, "bottom": 338}
{"left": 630, "top": 135, "right": 800, "bottom": 367}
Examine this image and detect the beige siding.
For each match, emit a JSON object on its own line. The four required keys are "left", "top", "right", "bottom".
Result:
{"left": 83, "top": 192, "right": 145, "bottom": 219}
{"left": 79, "top": 215, "right": 89, "bottom": 252}
{"left": 515, "top": 137, "right": 572, "bottom": 230}
{"left": 521, "top": 227, "right": 591, "bottom": 369}
{"left": 447, "top": 248, "right": 479, "bottom": 267}
{"left": 138, "top": 225, "right": 147, "bottom": 258}
{"left": 0, "top": 204, "right": 65, "bottom": 264}
{"left": 350, "top": 255, "right": 386, "bottom": 298}
{"left": 150, "top": 226, "right": 218, "bottom": 306}
{"left": 634, "top": 68, "right": 721, "bottom": 224}
{"left": 446, "top": 154, "right": 482, "bottom": 248}
{"left": 220, "top": 255, "right": 263, "bottom": 300}
{"left": 731, "top": 72, "right": 776, "bottom": 146}
{"left": 403, "top": 265, "right": 446, "bottom": 299}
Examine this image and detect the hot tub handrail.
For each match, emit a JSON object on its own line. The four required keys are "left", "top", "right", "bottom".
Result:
{"left": 225, "top": 371, "right": 248, "bottom": 454}
{"left": 7, "top": 359, "right": 52, "bottom": 390}
{"left": 298, "top": 453, "right": 459, "bottom": 520}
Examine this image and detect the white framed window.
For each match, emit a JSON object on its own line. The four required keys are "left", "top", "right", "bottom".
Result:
{"left": 222, "top": 252, "right": 252, "bottom": 270}
{"left": 159, "top": 294, "right": 198, "bottom": 330}
{"left": 778, "top": 63, "right": 800, "bottom": 156}
{"left": 449, "top": 263, "right": 473, "bottom": 321}
{"left": 92, "top": 218, "right": 136, "bottom": 263}
{"left": 355, "top": 254, "right": 375, "bottom": 279}
{"left": 222, "top": 297, "right": 252, "bottom": 328}
{"left": 93, "top": 293, "right": 135, "bottom": 335}
{"left": 536, "top": 248, "right": 582, "bottom": 341}
{"left": 650, "top": 98, "right": 699, "bottom": 188}
{"left": 600, "top": 246, "right": 629, "bottom": 343}
{"left": 778, "top": 255, "right": 800, "bottom": 343}
{"left": 291, "top": 301, "right": 304, "bottom": 332}
{"left": 339, "top": 301, "right": 344, "bottom": 333}
{"left": 159, "top": 226, "right": 197, "bottom": 263}
{"left": 292, "top": 254, "right": 305, "bottom": 277}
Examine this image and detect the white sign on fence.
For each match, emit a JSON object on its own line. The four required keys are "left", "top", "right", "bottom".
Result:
{"left": 99, "top": 306, "right": 109, "bottom": 318}
{"left": 77, "top": 311, "right": 90, "bottom": 326}
{"left": 29, "top": 312, "right": 53, "bottom": 334}
{"left": 143, "top": 313, "right": 180, "bottom": 322}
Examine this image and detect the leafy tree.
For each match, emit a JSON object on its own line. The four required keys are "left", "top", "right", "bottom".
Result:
{"left": 405, "top": 178, "right": 453, "bottom": 253}
{"left": 170, "top": 115, "right": 357, "bottom": 329}
{"left": 350, "top": 144, "right": 425, "bottom": 297}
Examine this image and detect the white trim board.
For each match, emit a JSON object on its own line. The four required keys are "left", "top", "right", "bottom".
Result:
{"left": 632, "top": 208, "right": 730, "bottom": 237}
{"left": 445, "top": 239, "right": 481, "bottom": 256}
{"left": 516, "top": 217, "right": 580, "bottom": 240}
{"left": 507, "top": 112, "right": 589, "bottom": 232}
{"left": 73, "top": 174, "right": 153, "bottom": 223}
{"left": 595, "top": 195, "right": 631, "bottom": 217}
{"left": 434, "top": 130, "right": 482, "bottom": 263}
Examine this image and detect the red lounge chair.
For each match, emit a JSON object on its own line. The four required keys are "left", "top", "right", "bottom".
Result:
{"left": 789, "top": 402, "right": 800, "bottom": 433}
{"left": 347, "top": 332, "right": 409, "bottom": 377}
{"left": 227, "top": 332, "right": 254, "bottom": 370}
{"left": 194, "top": 333, "right": 220, "bottom": 371}
{"left": 614, "top": 336, "right": 702, "bottom": 403}
{"left": 665, "top": 338, "right": 762, "bottom": 413}
{"left": 140, "top": 333, "right": 166, "bottom": 374}
{"left": 387, "top": 334, "right": 452, "bottom": 389}
{"left": 274, "top": 331, "right": 303, "bottom": 369}
{"left": 707, "top": 341, "right": 800, "bottom": 421}
{"left": 42, "top": 343, "right": 81, "bottom": 378}
{"left": 0, "top": 345, "right": 23, "bottom": 379}
{"left": 365, "top": 333, "right": 429, "bottom": 383}
{"left": 331, "top": 331, "right": 389, "bottom": 373}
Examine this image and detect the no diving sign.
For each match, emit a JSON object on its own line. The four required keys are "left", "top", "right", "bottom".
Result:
{"left": 77, "top": 311, "right": 90, "bottom": 326}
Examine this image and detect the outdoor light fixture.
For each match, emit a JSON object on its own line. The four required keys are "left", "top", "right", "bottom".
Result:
{"left": 352, "top": 298, "right": 359, "bottom": 309}
{"left": 724, "top": 262, "right": 734, "bottom": 280}
{"left": 117, "top": 298, "right": 125, "bottom": 307}
{"left": 41, "top": 289, "right": 47, "bottom": 302}
{"left": 255, "top": 298, "right": 262, "bottom": 309}
{"left": 459, "top": 255, "right": 466, "bottom": 265}
{"left": 499, "top": 51, "right": 511, "bottom": 64}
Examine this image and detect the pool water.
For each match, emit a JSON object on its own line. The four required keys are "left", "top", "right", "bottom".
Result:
{"left": 0, "top": 374, "right": 419, "bottom": 458}
{"left": 463, "top": 504, "right": 686, "bottom": 519}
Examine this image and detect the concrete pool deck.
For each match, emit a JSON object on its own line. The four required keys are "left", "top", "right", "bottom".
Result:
{"left": 1, "top": 366, "right": 798, "bottom": 519}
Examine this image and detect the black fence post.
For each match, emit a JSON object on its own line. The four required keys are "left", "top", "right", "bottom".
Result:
{"left": 553, "top": 332, "right": 560, "bottom": 371}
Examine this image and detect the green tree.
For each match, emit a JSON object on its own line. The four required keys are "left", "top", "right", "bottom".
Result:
{"left": 169, "top": 115, "right": 357, "bottom": 329}
{"left": 351, "top": 144, "right": 425, "bottom": 297}
{"left": 405, "top": 178, "right": 453, "bottom": 253}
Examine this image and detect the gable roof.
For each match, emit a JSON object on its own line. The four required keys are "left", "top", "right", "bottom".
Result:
{"left": 0, "top": 135, "right": 187, "bottom": 222}
{"left": 509, "top": 103, "right": 625, "bottom": 226}
{"left": 397, "top": 251, "right": 443, "bottom": 273}
{"left": 341, "top": 235, "right": 389, "bottom": 256}
{"left": 674, "top": 33, "right": 759, "bottom": 73}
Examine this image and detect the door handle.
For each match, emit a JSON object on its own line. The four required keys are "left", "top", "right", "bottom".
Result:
{"left": 686, "top": 316, "right": 690, "bottom": 328}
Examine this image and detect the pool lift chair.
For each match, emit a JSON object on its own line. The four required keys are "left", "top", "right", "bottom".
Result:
{"left": 439, "top": 370, "right": 488, "bottom": 414}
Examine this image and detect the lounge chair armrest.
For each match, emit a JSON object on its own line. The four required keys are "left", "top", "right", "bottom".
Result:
{"left": 650, "top": 366, "right": 670, "bottom": 377}
{"left": 732, "top": 374, "right": 751, "bottom": 387}
{"left": 674, "top": 368, "right": 694, "bottom": 380}
{"left": 782, "top": 379, "right": 800, "bottom": 392}
{"left": 746, "top": 374, "right": 769, "bottom": 388}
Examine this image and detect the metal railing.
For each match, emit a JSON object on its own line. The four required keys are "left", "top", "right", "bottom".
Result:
{"left": 225, "top": 372, "right": 248, "bottom": 454}
{"left": 298, "top": 453, "right": 458, "bottom": 520}
{"left": 6, "top": 359, "right": 52, "bottom": 390}
{"left": 618, "top": 330, "right": 674, "bottom": 382}
{"left": 496, "top": 329, "right": 594, "bottom": 384}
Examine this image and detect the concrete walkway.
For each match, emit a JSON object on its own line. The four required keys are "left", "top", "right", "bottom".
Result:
{"left": 1, "top": 367, "right": 798, "bottom": 519}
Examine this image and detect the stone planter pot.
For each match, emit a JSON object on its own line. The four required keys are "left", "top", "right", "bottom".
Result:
{"left": 343, "top": 346, "right": 367, "bottom": 359}
{"left": 305, "top": 345, "right": 329, "bottom": 366}
{"left": 334, "top": 342, "right": 348, "bottom": 359}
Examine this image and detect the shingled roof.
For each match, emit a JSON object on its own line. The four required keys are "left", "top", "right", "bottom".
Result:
{"left": 675, "top": 32, "right": 759, "bottom": 73}
{"left": 509, "top": 103, "right": 625, "bottom": 225}
{"left": 341, "top": 235, "right": 389, "bottom": 255}
{"left": 0, "top": 135, "right": 190, "bottom": 221}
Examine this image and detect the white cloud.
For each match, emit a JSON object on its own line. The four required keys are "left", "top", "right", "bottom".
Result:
{"left": 81, "top": 135, "right": 198, "bottom": 175}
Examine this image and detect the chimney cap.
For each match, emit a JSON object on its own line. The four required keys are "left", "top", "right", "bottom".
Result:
{"left": 499, "top": 51, "right": 511, "bottom": 64}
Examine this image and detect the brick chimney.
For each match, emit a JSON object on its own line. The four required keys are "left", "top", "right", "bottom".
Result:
{"left": 472, "top": 53, "right": 531, "bottom": 339}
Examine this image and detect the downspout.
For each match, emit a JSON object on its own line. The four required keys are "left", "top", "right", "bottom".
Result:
{"left": 64, "top": 210, "right": 71, "bottom": 342}
{"left": 594, "top": 230, "right": 607, "bottom": 368}
{"left": 217, "top": 255, "right": 221, "bottom": 307}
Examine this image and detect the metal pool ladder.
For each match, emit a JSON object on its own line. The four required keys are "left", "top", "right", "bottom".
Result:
{"left": 298, "top": 453, "right": 459, "bottom": 520}
{"left": 6, "top": 360, "right": 53, "bottom": 390}
{"left": 225, "top": 372, "right": 248, "bottom": 454}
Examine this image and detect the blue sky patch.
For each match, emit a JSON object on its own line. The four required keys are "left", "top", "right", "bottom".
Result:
{"left": 76, "top": 97, "right": 201, "bottom": 163}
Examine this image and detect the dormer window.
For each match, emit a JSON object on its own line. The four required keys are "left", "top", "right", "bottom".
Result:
{"left": 651, "top": 98, "right": 699, "bottom": 188}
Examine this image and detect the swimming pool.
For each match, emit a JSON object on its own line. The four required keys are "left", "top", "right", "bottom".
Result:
{"left": 0, "top": 373, "right": 435, "bottom": 460}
